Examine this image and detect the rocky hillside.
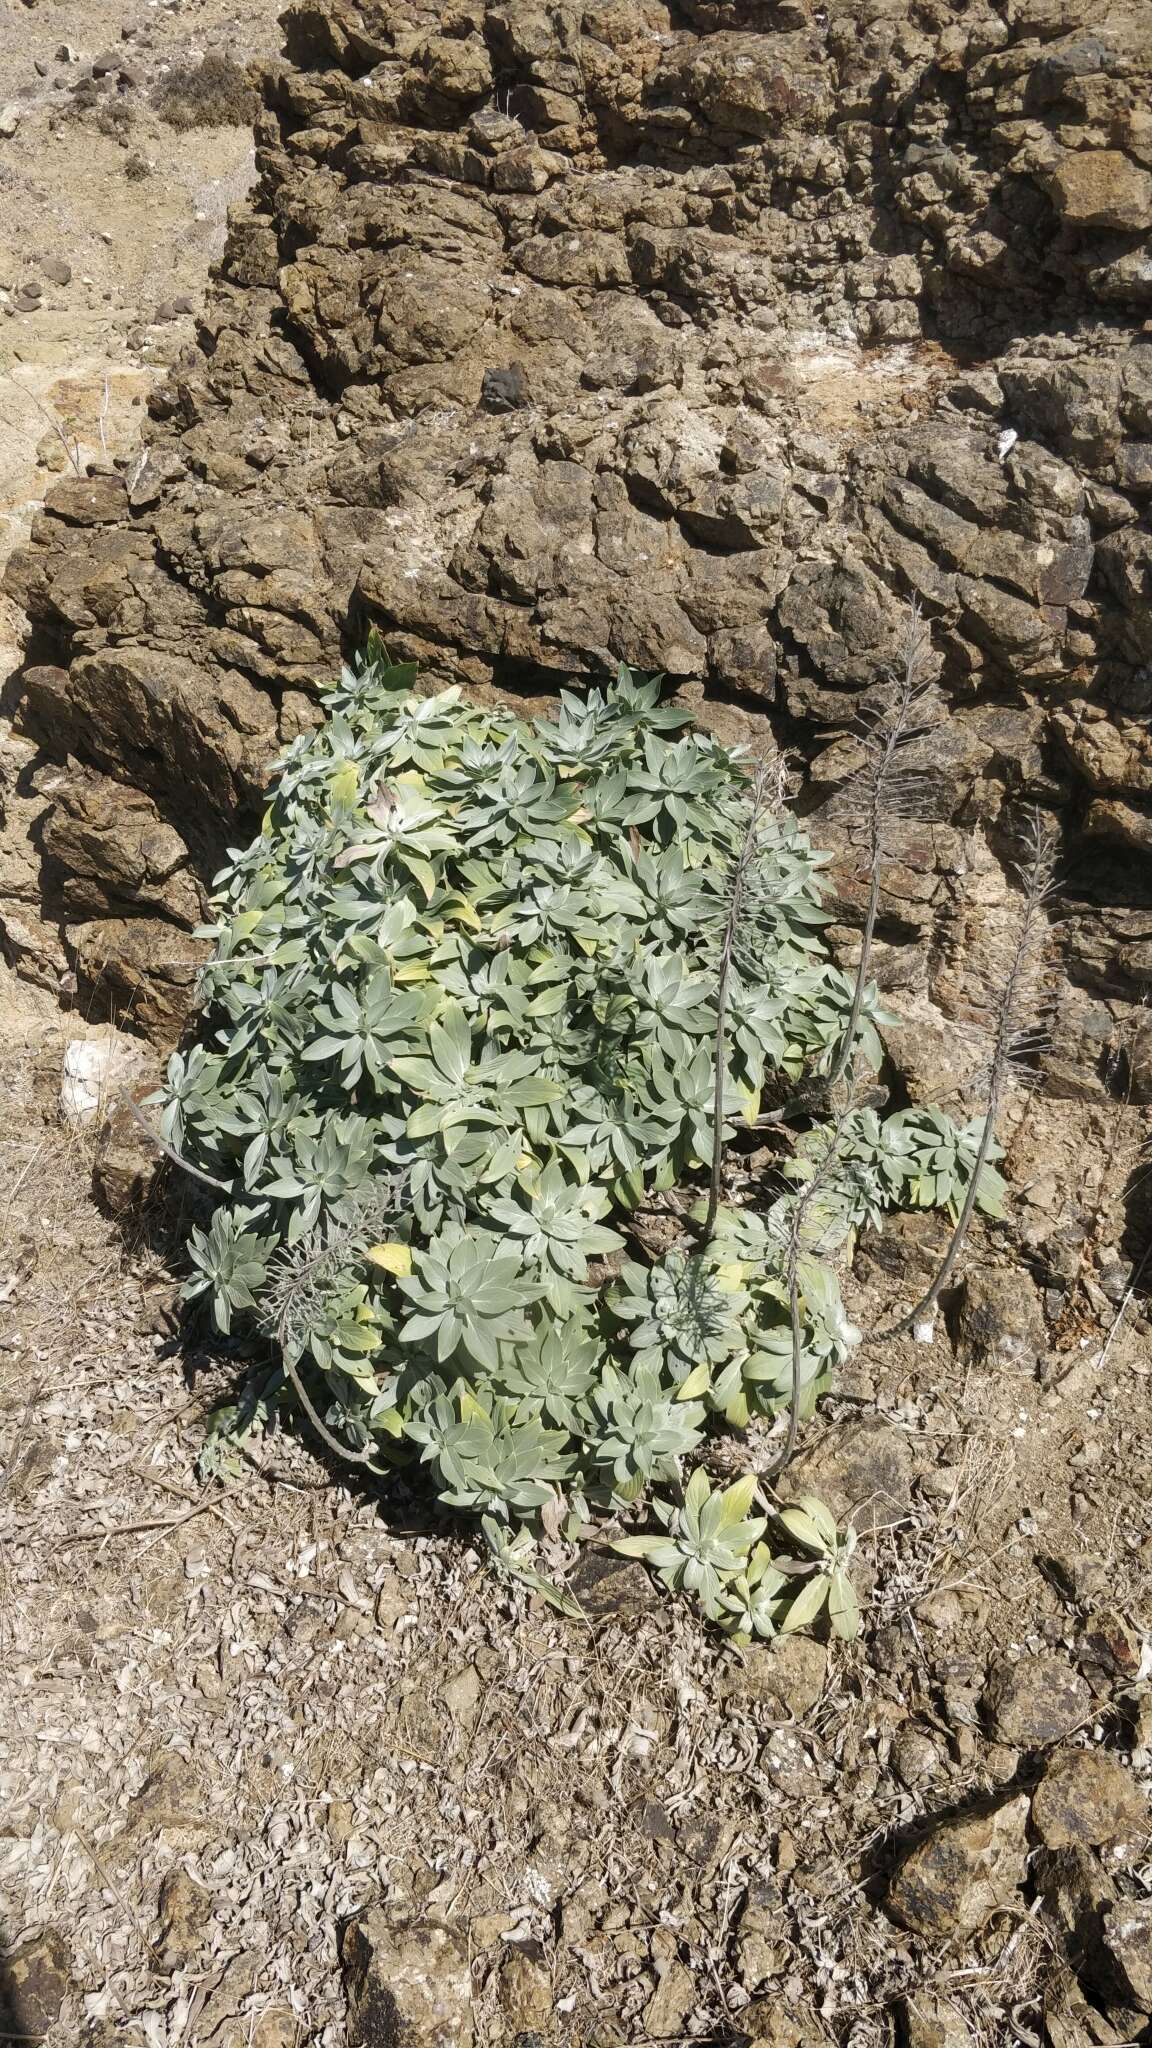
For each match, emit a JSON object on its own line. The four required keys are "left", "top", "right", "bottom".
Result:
{"left": 2, "top": 6, "right": 1152, "bottom": 2046}
{"left": 3, "top": 0, "right": 1151, "bottom": 1093}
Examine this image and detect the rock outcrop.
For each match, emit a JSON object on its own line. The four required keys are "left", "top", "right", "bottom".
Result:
{"left": 3, "top": 0, "right": 1151, "bottom": 1072}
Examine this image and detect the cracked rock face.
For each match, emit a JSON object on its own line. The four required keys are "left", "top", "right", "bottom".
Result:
{"left": 3, "top": 0, "right": 1151, "bottom": 1054}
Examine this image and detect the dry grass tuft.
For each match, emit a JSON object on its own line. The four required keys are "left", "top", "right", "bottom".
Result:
{"left": 153, "top": 53, "right": 258, "bottom": 132}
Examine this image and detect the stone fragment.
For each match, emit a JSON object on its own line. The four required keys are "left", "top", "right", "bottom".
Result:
{"left": 1046, "top": 152, "right": 1152, "bottom": 232}
{"left": 66, "top": 917, "right": 208, "bottom": 1042}
{"left": 0, "top": 1930, "right": 72, "bottom": 2038}
{"left": 495, "top": 1944, "right": 552, "bottom": 2033}
{"left": 480, "top": 363, "right": 531, "bottom": 412}
{"left": 42, "top": 473, "right": 127, "bottom": 525}
{"left": 569, "top": 1550, "right": 660, "bottom": 1619}
{"left": 736, "top": 1997, "right": 834, "bottom": 2044}
{"left": 342, "top": 1910, "right": 473, "bottom": 2048}
{"left": 42, "top": 257, "right": 71, "bottom": 285}
{"left": 60, "top": 1029, "right": 152, "bottom": 1128}
{"left": 899, "top": 1989, "right": 975, "bottom": 2048}
{"left": 791, "top": 1420, "right": 913, "bottom": 1535}
{"left": 984, "top": 1655, "right": 1091, "bottom": 1748}
{"left": 1103, "top": 1899, "right": 1152, "bottom": 2012}
{"left": 887, "top": 1795, "right": 1030, "bottom": 1937}
{"left": 1035, "top": 1845, "right": 1117, "bottom": 1970}
{"left": 157, "top": 1867, "right": 213, "bottom": 1967}
{"left": 643, "top": 1958, "right": 696, "bottom": 2038}
{"left": 954, "top": 1266, "right": 1046, "bottom": 1370}
{"left": 1032, "top": 1748, "right": 1149, "bottom": 1850}
{"left": 0, "top": 106, "right": 20, "bottom": 137}
{"left": 722, "top": 1636, "right": 827, "bottom": 1719}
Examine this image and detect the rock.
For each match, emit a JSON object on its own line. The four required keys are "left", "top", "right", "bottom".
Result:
{"left": 126, "top": 1757, "right": 217, "bottom": 1843}
{"left": 60, "top": 1029, "right": 152, "bottom": 1129}
{"left": 1041, "top": 1963, "right": 1122, "bottom": 2048}
{"left": 899, "top": 1989, "right": 975, "bottom": 2048}
{"left": 643, "top": 1959, "right": 696, "bottom": 2039}
{"left": 1045, "top": 152, "right": 1152, "bottom": 232}
{"left": 1102, "top": 1899, "right": 1152, "bottom": 2012}
{"left": 0, "top": 1930, "right": 72, "bottom": 2038}
{"left": 791, "top": 1420, "right": 913, "bottom": 1535}
{"left": 342, "top": 1909, "right": 473, "bottom": 2048}
{"left": 157, "top": 1867, "right": 212, "bottom": 1968}
{"left": 42, "top": 257, "right": 71, "bottom": 286}
{"left": 481, "top": 364, "right": 531, "bottom": 412}
{"left": 887, "top": 1794, "right": 1030, "bottom": 1938}
{"left": 495, "top": 1945, "right": 552, "bottom": 2033}
{"left": 0, "top": 106, "right": 20, "bottom": 138}
{"left": 35, "top": 429, "right": 69, "bottom": 472}
{"left": 41, "top": 473, "right": 126, "bottom": 525}
{"left": 892, "top": 1724, "right": 948, "bottom": 1792}
{"left": 66, "top": 917, "right": 208, "bottom": 1041}
{"left": 984, "top": 1655, "right": 1091, "bottom": 1748}
{"left": 1035, "top": 1845, "right": 1117, "bottom": 1972}
{"left": 1127, "top": 1015, "right": 1152, "bottom": 1104}
{"left": 1033, "top": 1748, "right": 1149, "bottom": 1850}
{"left": 736, "top": 2001, "right": 833, "bottom": 2046}
{"left": 569, "top": 1550, "right": 661, "bottom": 1619}
{"left": 1076, "top": 1608, "right": 1146, "bottom": 1683}
{"left": 722, "top": 1635, "right": 828, "bottom": 1719}
{"left": 953, "top": 1266, "right": 1045, "bottom": 1370}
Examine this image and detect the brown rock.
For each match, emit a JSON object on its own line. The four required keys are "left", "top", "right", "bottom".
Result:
{"left": 342, "top": 1910, "right": 473, "bottom": 2048}
{"left": 791, "top": 1420, "right": 913, "bottom": 1535}
{"left": 569, "top": 1550, "right": 661, "bottom": 1619}
{"left": 66, "top": 916, "right": 208, "bottom": 1042}
{"left": 900, "top": 1988, "right": 975, "bottom": 2048}
{"left": 157, "top": 1867, "right": 213, "bottom": 1967}
{"left": 1035, "top": 1844, "right": 1116, "bottom": 1974}
{"left": 1046, "top": 152, "right": 1152, "bottom": 232}
{"left": 1033, "top": 1748, "right": 1149, "bottom": 1850}
{"left": 736, "top": 1998, "right": 834, "bottom": 2045}
{"left": 42, "top": 473, "right": 127, "bottom": 524}
{"left": 723, "top": 1636, "right": 828, "bottom": 1719}
{"left": 887, "top": 1795, "right": 1030, "bottom": 1938}
{"left": 0, "top": 1930, "right": 72, "bottom": 2039}
{"left": 643, "top": 1959, "right": 696, "bottom": 2039}
{"left": 1103, "top": 1899, "right": 1152, "bottom": 2012}
{"left": 953, "top": 1267, "right": 1045, "bottom": 1371}
{"left": 495, "top": 1944, "right": 552, "bottom": 2033}
{"left": 984, "top": 1656, "right": 1091, "bottom": 1748}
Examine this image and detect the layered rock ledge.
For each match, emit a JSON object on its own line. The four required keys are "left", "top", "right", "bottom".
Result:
{"left": 2, "top": 0, "right": 1151, "bottom": 1084}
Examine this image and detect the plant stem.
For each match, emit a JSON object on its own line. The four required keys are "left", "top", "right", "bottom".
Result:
{"left": 125, "top": 1096, "right": 232, "bottom": 1192}
{"left": 703, "top": 766, "right": 772, "bottom": 1245}
{"left": 826, "top": 603, "right": 930, "bottom": 1094}
{"left": 878, "top": 815, "right": 1055, "bottom": 1340}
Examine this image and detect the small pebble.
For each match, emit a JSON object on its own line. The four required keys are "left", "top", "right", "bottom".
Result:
{"left": 42, "top": 258, "right": 71, "bottom": 286}
{"left": 0, "top": 106, "right": 21, "bottom": 137}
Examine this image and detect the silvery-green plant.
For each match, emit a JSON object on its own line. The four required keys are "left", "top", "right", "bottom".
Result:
{"left": 157, "top": 648, "right": 1006, "bottom": 1635}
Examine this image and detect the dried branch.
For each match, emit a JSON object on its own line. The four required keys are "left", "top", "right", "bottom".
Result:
{"left": 826, "top": 602, "right": 935, "bottom": 1093}
{"left": 877, "top": 810, "right": 1058, "bottom": 1341}
{"left": 702, "top": 761, "right": 778, "bottom": 1245}
{"left": 124, "top": 1095, "right": 232, "bottom": 1192}
{"left": 767, "top": 1098, "right": 863, "bottom": 1480}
